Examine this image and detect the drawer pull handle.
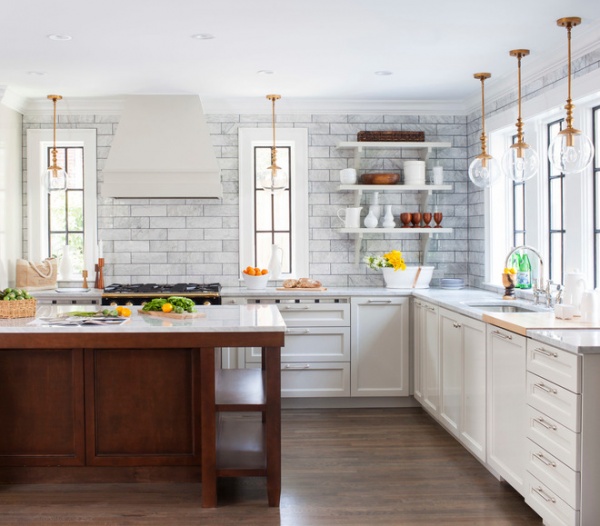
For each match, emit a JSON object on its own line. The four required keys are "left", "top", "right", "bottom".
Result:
{"left": 534, "top": 382, "right": 558, "bottom": 394}
{"left": 284, "top": 364, "right": 310, "bottom": 369}
{"left": 453, "top": 322, "right": 462, "bottom": 328}
{"left": 533, "top": 486, "right": 556, "bottom": 503}
{"left": 368, "top": 299, "right": 393, "bottom": 304}
{"left": 286, "top": 329, "right": 311, "bottom": 334}
{"left": 533, "top": 452, "right": 557, "bottom": 468}
{"left": 534, "top": 347, "right": 558, "bottom": 358}
{"left": 534, "top": 417, "right": 558, "bottom": 431}
{"left": 426, "top": 306, "right": 436, "bottom": 312}
{"left": 492, "top": 330, "right": 512, "bottom": 340}
{"left": 283, "top": 306, "right": 310, "bottom": 310}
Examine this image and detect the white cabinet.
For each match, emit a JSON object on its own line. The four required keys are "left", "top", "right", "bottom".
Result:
{"left": 413, "top": 299, "right": 440, "bottom": 415}
{"left": 438, "top": 308, "right": 486, "bottom": 461}
{"left": 336, "top": 141, "right": 453, "bottom": 264}
{"left": 487, "top": 325, "right": 527, "bottom": 495}
{"left": 243, "top": 298, "right": 352, "bottom": 398}
{"left": 350, "top": 296, "right": 409, "bottom": 397}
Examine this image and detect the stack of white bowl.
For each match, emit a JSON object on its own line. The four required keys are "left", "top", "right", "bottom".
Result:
{"left": 403, "top": 160, "right": 426, "bottom": 185}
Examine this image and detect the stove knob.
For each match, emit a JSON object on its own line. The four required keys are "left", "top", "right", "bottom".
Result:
{"left": 203, "top": 301, "right": 212, "bottom": 306}
{"left": 110, "top": 302, "right": 118, "bottom": 307}
{"left": 125, "top": 301, "right": 133, "bottom": 306}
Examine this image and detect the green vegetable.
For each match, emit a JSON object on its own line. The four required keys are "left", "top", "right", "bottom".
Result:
{"left": 141, "top": 296, "right": 196, "bottom": 313}
{"left": 67, "top": 311, "right": 98, "bottom": 317}
{"left": 1, "top": 288, "right": 32, "bottom": 301}
{"left": 141, "top": 298, "right": 168, "bottom": 311}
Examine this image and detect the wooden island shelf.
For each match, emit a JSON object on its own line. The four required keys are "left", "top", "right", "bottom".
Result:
{"left": 0, "top": 305, "right": 285, "bottom": 508}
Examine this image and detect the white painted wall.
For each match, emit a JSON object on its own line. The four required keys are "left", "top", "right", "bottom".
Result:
{"left": 0, "top": 103, "right": 22, "bottom": 287}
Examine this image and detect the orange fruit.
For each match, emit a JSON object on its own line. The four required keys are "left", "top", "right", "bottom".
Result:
{"left": 253, "top": 267, "right": 260, "bottom": 275}
{"left": 115, "top": 305, "right": 124, "bottom": 315}
{"left": 261, "top": 269, "right": 269, "bottom": 275}
{"left": 162, "top": 303, "right": 173, "bottom": 313}
{"left": 245, "top": 266, "right": 253, "bottom": 274}
{"left": 120, "top": 307, "right": 131, "bottom": 317}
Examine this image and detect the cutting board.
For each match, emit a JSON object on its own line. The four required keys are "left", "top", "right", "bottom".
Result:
{"left": 482, "top": 311, "right": 600, "bottom": 336}
{"left": 138, "top": 310, "right": 206, "bottom": 319}
{"left": 276, "top": 287, "right": 327, "bottom": 291}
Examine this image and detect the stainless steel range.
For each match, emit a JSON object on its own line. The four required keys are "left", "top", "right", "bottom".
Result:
{"left": 102, "top": 283, "right": 222, "bottom": 306}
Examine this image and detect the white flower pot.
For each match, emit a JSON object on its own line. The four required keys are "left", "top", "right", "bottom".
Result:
{"left": 382, "top": 266, "right": 434, "bottom": 289}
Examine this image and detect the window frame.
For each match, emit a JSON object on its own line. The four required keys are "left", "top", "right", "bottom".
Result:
{"left": 238, "top": 128, "right": 308, "bottom": 279}
{"left": 26, "top": 129, "right": 98, "bottom": 275}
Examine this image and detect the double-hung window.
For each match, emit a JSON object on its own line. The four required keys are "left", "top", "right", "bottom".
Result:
{"left": 239, "top": 128, "right": 308, "bottom": 278}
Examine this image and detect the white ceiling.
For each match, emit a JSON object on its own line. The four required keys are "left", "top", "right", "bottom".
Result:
{"left": 2, "top": 0, "right": 600, "bottom": 112}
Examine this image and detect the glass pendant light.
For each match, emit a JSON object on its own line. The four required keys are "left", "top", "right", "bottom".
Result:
{"left": 46, "top": 94, "right": 68, "bottom": 191}
{"left": 548, "top": 17, "right": 594, "bottom": 174}
{"left": 259, "top": 94, "right": 288, "bottom": 194}
{"left": 502, "top": 50, "right": 539, "bottom": 182}
{"left": 468, "top": 73, "right": 501, "bottom": 188}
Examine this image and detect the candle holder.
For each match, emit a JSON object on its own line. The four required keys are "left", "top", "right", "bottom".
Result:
{"left": 433, "top": 212, "right": 443, "bottom": 228}
{"left": 422, "top": 212, "right": 432, "bottom": 228}
{"left": 411, "top": 212, "right": 422, "bottom": 228}
{"left": 400, "top": 213, "right": 412, "bottom": 228}
{"left": 94, "top": 258, "right": 105, "bottom": 289}
{"left": 82, "top": 270, "right": 89, "bottom": 289}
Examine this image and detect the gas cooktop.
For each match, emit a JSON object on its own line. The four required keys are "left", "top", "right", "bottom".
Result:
{"left": 103, "top": 283, "right": 221, "bottom": 295}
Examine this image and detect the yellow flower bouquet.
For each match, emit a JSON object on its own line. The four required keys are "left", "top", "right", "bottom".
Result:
{"left": 364, "top": 250, "right": 407, "bottom": 272}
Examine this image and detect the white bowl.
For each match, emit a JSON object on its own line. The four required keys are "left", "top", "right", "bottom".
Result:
{"left": 242, "top": 272, "right": 270, "bottom": 290}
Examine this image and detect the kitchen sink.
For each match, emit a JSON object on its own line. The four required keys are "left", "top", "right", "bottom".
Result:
{"left": 464, "top": 302, "right": 541, "bottom": 313}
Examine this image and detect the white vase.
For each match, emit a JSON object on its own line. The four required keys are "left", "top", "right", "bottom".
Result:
{"left": 370, "top": 191, "right": 381, "bottom": 220}
{"left": 59, "top": 245, "right": 73, "bottom": 280}
{"left": 268, "top": 244, "right": 283, "bottom": 280}
{"left": 364, "top": 208, "right": 378, "bottom": 228}
{"left": 382, "top": 205, "right": 395, "bottom": 228}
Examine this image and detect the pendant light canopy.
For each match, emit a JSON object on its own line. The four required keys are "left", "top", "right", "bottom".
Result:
{"left": 469, "top": 73, "right": 501, "bottom": 188}
{"left": 502, "top": 50, "right": 539, "bottom": 182}
{"left": 259, "top": 94, "right": 288, "bottom": 194}
{"left": 46, "top": 94, "right": 67, "bottom": 191}
{"left": 548, "top": 17, "right": 594, "bottom": 174}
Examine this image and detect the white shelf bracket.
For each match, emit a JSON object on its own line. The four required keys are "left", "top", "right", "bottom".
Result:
{"left": 420, "top": 233, "right": 432, "bottom": 265}
{"left": 419, "top": 189, "right": 433, "bottom": 211}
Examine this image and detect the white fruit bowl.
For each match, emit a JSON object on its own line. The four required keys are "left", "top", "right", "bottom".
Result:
{"left": 241, "top": 272, "right": 270, "bottom": 290}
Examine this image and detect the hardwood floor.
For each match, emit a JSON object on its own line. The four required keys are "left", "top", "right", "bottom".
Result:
{"left": 0, "top": 408, "right": 542, "bottom": 526}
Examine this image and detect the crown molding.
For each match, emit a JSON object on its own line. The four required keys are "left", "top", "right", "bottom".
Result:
{"left": 463, "top": 18, "right": 600, "bottom": 116}
{"left": 0, "top": 87, "right": 28, "bottom": 113}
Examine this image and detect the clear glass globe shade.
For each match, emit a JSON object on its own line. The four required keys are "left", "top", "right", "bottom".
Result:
{"left": 46, "top": 167, "right": 67, "bottom": 191}
{"left": 259, "top": 167, "right": 289, "bottom": 194}
{"left": 501, "top": 145, "right": 539, "bottom": 182}
{"left": 468, "top": 156, "right": 501, "bottom": 188}
{"left": 548, "top": 130, "right": 594, "bottom": 174}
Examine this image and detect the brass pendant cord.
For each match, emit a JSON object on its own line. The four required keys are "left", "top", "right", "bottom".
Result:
{"left": 267, "top": 94, "right": 281, "bottom": 173}
{"left": 473, "top": 73, "right": 491, "bottom": 160}
{"left": 47, "top": 94, "right": 63, "bottom": 174}
{"left": 517, "top": 53, "right": 523, "bottom": 142}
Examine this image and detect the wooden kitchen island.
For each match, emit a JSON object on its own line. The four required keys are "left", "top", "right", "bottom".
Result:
{"left": 0, "top": 304, "right": 285, "bottom": 508}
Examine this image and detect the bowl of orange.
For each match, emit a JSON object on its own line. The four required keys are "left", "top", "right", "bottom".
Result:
{"left": 241, "top": 267, "right": 270, "bottom": 289}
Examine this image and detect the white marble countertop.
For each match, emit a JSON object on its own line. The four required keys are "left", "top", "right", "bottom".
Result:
{"left": 0, "top": 304, "right": 286, "bottom": 334}
{"left": 527, "top": 329, "right": 600, "bottom": 355}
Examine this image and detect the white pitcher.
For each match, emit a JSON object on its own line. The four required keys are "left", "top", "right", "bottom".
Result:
{"left": 564, "top": 270, "right": 586, "bottom": 316}
{"left": 268, "top": 244, "right": 283, "bottom": 280}
{"left": 337, "top": 207, "right": 362, "bottom": 228}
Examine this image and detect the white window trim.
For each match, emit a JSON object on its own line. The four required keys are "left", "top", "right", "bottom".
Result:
{"left": 238, "top": 128, "right": 309, "bottom": 279}
{"left": 26, "top": 128, "right": 98, "bottom": 274}
{"left": 486, "top": 66, "right": 600, "bottom": 287}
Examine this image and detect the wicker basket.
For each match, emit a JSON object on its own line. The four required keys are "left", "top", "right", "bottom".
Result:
{"left": 357, "top": 131, "right": 425, "bottom": 142}
{"left": 0, "top": 299, "right": 37, "bottom": 319}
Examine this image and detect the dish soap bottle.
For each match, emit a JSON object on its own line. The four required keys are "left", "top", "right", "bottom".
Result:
{"left": 517, "top": 253, "right": 532, "bottom": 289}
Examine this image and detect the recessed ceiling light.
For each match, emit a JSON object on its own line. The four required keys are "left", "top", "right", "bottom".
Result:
{"left": 47, "top": 34, "right": 72, "bottom": 41}
{"left": 191, "top": 33, "right": 215, "bottom": 40}
{"left": 27, "top": 71, "right": 46, "bottom": 76}
{"left": 375, "top": 71, "right": 393, "bottom": 76}
{"left": 257, "top": 70, "right": 274, "bottom": 75}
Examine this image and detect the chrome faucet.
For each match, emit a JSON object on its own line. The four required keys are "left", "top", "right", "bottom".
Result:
{"left": 504, "top": 245, "right": 545, "bottom": 299}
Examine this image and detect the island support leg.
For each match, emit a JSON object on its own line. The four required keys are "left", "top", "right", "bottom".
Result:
{"left": 200, "top": 346, "right": 217, "bottom": 508}
{"left": 264, "top": 346, "right": 281, "bottom": 507}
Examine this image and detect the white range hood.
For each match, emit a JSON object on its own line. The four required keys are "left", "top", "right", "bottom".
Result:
{"left": 101, "top": 95, "right": 222, "bottom": 199}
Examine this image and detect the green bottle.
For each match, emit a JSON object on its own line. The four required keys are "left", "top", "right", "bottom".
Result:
{"left": 517, "top": 254, "right": 532, "bottom": 289}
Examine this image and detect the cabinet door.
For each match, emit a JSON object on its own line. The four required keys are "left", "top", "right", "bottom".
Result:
{"left": 461, "top": 317, "right": 486, "bottom": 461}
{"left": 439, "top": 309, "right": 462, "bottom": 436}
{"left": 487, "top": 325, "right": 527, "bottom": 495}
{"left": 413, "top": 300, "right": 424, "bottom": 403}
{"left": 422, "top": 302, "right": 440, "bottom": 415}
{"left": 351, "top": 297, "right": 409, "bottom": 397}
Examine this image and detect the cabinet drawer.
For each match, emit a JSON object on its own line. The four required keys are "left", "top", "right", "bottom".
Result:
{"left": 281, "top": 362, "right": 350, "bottom": 398}
{"left": 525, "top": 472, "right": 578, "bottom": 526}
{"left": 246, "top": 327, "right": 350, "bottom": 363}
{"left": 527, "top": 372, "right": 581, "bottom": 432}
{"left": 526, "top": 405, "right": 580, "bottom": 471}
{"left": 277, "top": 303, "right": 350, "bottom": 327}
{"left": 527, "top": 341, "right": 580, "bottom": 393}
{"left": 527, "top": 439, "right": 580, "bottom": 510}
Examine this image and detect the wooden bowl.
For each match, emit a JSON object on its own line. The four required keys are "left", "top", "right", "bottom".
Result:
{"left": 360, "top": 172, "right": 400, "bottom": 185}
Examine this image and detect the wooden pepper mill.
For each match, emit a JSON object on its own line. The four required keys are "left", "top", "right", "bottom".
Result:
{"left": 94, "top": 258, "right": 105, "bottom": 289}
{"left": 82, "top": 270, "right": 88, "bottom": 289}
